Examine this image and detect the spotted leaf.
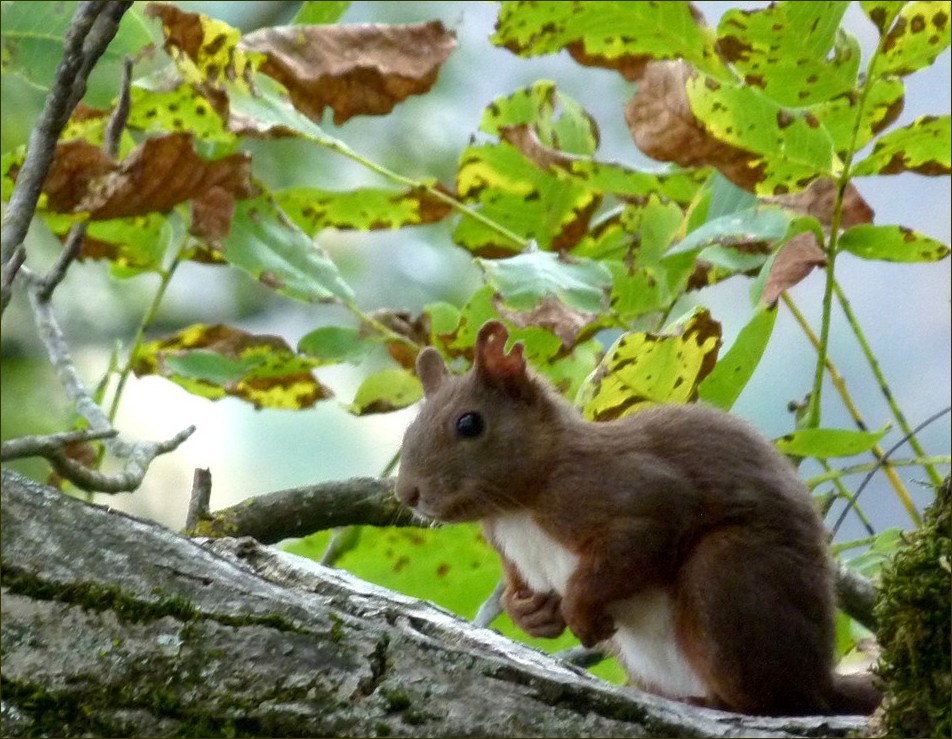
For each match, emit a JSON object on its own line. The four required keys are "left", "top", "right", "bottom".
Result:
{"left": 133, "top": 324, "right": 332, "bottom": 409}
{"left": 578, "top": 308, "right": 722, "bottom": 420}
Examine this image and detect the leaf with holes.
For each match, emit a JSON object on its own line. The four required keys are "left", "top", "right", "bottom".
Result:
{"left": 578, "top": 308, "right": 722, "bottom": 420}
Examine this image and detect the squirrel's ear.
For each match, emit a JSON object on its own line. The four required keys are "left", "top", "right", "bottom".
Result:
{"left": 474, "top": 320, "right": 528, "bottom": 396}
{"left": 416, "top": 347, "right": 448, "bottom": 396}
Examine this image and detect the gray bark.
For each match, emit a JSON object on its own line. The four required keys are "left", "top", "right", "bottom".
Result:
{"left": 1, "top": 468, "right": 867, "bottom": 738}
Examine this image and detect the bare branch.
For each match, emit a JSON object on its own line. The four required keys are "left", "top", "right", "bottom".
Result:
{"left": 185, "top": 468, "right": 213, "bottom": 532}
{"left": 1, "top": 428, "right": 118, "bottom": 460}
{"left": 18, "top": 267, "right": 195, "bottom": 492}
{"left": 196, "top": 477, "right": 417, "bottom": 541}
{"left": 836, "top": 562, "right": 878, "bottom": 631}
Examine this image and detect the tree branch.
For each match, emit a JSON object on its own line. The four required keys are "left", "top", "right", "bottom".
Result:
{"left": 1, "top": 468, "right": 869, "bottom": 739}
{"left": 194, "top": 477, "right": 417, "bottom": 540}
{"left": 1, "top": 428, "right": 118, "bottom": 461}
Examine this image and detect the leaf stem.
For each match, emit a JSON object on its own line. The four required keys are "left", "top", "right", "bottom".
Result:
{"left": 831, "top": 278, "right": 943, "bottom": 487}
{"left": 782, "top": 293, "right": 922, "bottom": 525}
{"left": 315, "top": 135, "right": 530, "bottom": 250}
{"left": 107, "top": 243, "right": 185, "bottom": 423}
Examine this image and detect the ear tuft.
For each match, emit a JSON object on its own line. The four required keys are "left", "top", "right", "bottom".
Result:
{"left": 416, "top": 347, "right": 448, "bottom": 396}
{"left": 474, "top": 320, "right": 528, "bottom": 396}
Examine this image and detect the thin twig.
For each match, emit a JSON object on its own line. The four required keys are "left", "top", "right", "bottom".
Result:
{"left": 833, "top": 406, "right": 951, "bottom": 535}
{"left": 1, "top": 428, "right": 118, "bottom": 461}
{"left": 473, "top": 579, "right": 506, "bottom": 628}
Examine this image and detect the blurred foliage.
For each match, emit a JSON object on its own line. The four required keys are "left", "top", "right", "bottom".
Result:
{"left": 2, "top": 0, "right": 950, "bottom": 684}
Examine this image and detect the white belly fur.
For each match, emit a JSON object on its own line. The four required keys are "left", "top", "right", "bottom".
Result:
{"left": 488, "top": 512, "right": 707, "bottom": 699}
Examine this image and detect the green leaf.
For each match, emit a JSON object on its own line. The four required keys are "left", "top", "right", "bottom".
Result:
{"left": 852, "top": 114, "right": 951, "bottom": 176}
{"left": 304, "top": 524, "right": 501, "bottom": 619}
{"left": 349, "top": 368, "right": 422, "bottom": 415}
{"left": 838, "top": 224, "right": 950, "bottom": 262}
{"left": 861, "top": 2, "right": 906, "bottom": 35}
{"left": 477, "top": 251, "right": 612, "bottom": 313}
{"left": 292, "top": 1, "right": 351, "bottom": 24}
{"left": 673, "top": 206, "right": 792, "bottom": 254}
{"left": 454, "top": 142, "right": 597, "bottom": 254}
{"left": 492, "top": 1, "right": 726, "bottom": 79}
{"left": 717, "top": 3, "right": 858, "bottom": 106}
{"left": 1, "top": 2, "right": 154, "bottom": 106}
{"left": 810, "top": 77, "right": 905, "bottom": 152}
{"left": 126, "top": 83, "right": 231, "bottom": 141}
{"left": 687, "top": 75, "right": 837, "bottom": 194}
{"left": 43, "top": 212, "right": 171, "bottom": 278}
{"left": 877, "top": 1, "right": 952, "bottom": 77}
{"left": 774, "top": 426, "right": 889, "bottom": 458}
{"left": 578, "top": 308, "right": 722, "bottom": 420}
{"left": 480, "top": 81, "right": 599, "bottom": 156}
{"left": 698, "top": 307, "right": 777, "bottom": 410}
{"left": 424, "top": 302, "right": 463, "bottom": 339}
{"left": 276, "top": 186, "right": 450, "bottom": 235}
{"left": 565, "top": 161, "right": 704, "bottom": 205}
{"left": 133, "top": 324, "right": 332, "bottom": 409}
{"left": 221, "top": 197, "right": 355, "bottom": 304}
{"left": 606, "top": 261, "right": 668, "bottom": 320}
{"left": 297, "top": 326, "right": 375, "bottom": 364}
{"left": 843, "top": 528, "right": 904, "bottom": 578}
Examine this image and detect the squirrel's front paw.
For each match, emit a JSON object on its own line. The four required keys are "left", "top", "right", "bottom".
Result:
{"left": 502, "top": 588, "right": 566, "bottom": 638}
{"left": 561, "top": 595, "right": 616, "bottom": 647}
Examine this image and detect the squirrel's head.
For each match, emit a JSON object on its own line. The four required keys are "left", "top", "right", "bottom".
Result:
{"left": 395, "top": 321, "right": 562, "bottom": 522}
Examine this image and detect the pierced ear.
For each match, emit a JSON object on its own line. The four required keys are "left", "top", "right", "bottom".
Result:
{"left": 475, "top": 320, "right": 529, "bottom": 397}
{"left": 416, "top": 347, "right": 448, "bottom": 397}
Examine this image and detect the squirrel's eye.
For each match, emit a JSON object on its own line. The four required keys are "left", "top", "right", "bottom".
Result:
{"left": 455, "top": 412, "right": 484, "bottom": 439}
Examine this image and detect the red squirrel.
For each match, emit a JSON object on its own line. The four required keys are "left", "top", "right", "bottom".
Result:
{"left": 395, "top": 320, "right": 881, "bottom": 716}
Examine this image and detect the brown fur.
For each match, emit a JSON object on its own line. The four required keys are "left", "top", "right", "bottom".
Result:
{"left": 396, "top": 321, "right": 881, "bottom": 716}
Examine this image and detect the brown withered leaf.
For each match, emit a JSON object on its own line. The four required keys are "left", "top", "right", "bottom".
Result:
{"left": 190, "top": 185, "right": 237, "bottom": 242}
{"left": 42, "top": 142, "right": 115, "bottom": 213}
{"left": 765, "top": 178, "right": 874, "bottom": 229}
{"left": 43, "top": 133, "right": 254, "bottom": 221}
{"left": 625, "top": 60, "right": 763, "bottom": 190}
{"left": 239, "top": 21, "right": 456, "bottom": 125}
{"left": 493, "top": 294, "right": 597, "bottom": 348}
{"left": 761, "top": 232, "right": 827, "bottom": 306}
